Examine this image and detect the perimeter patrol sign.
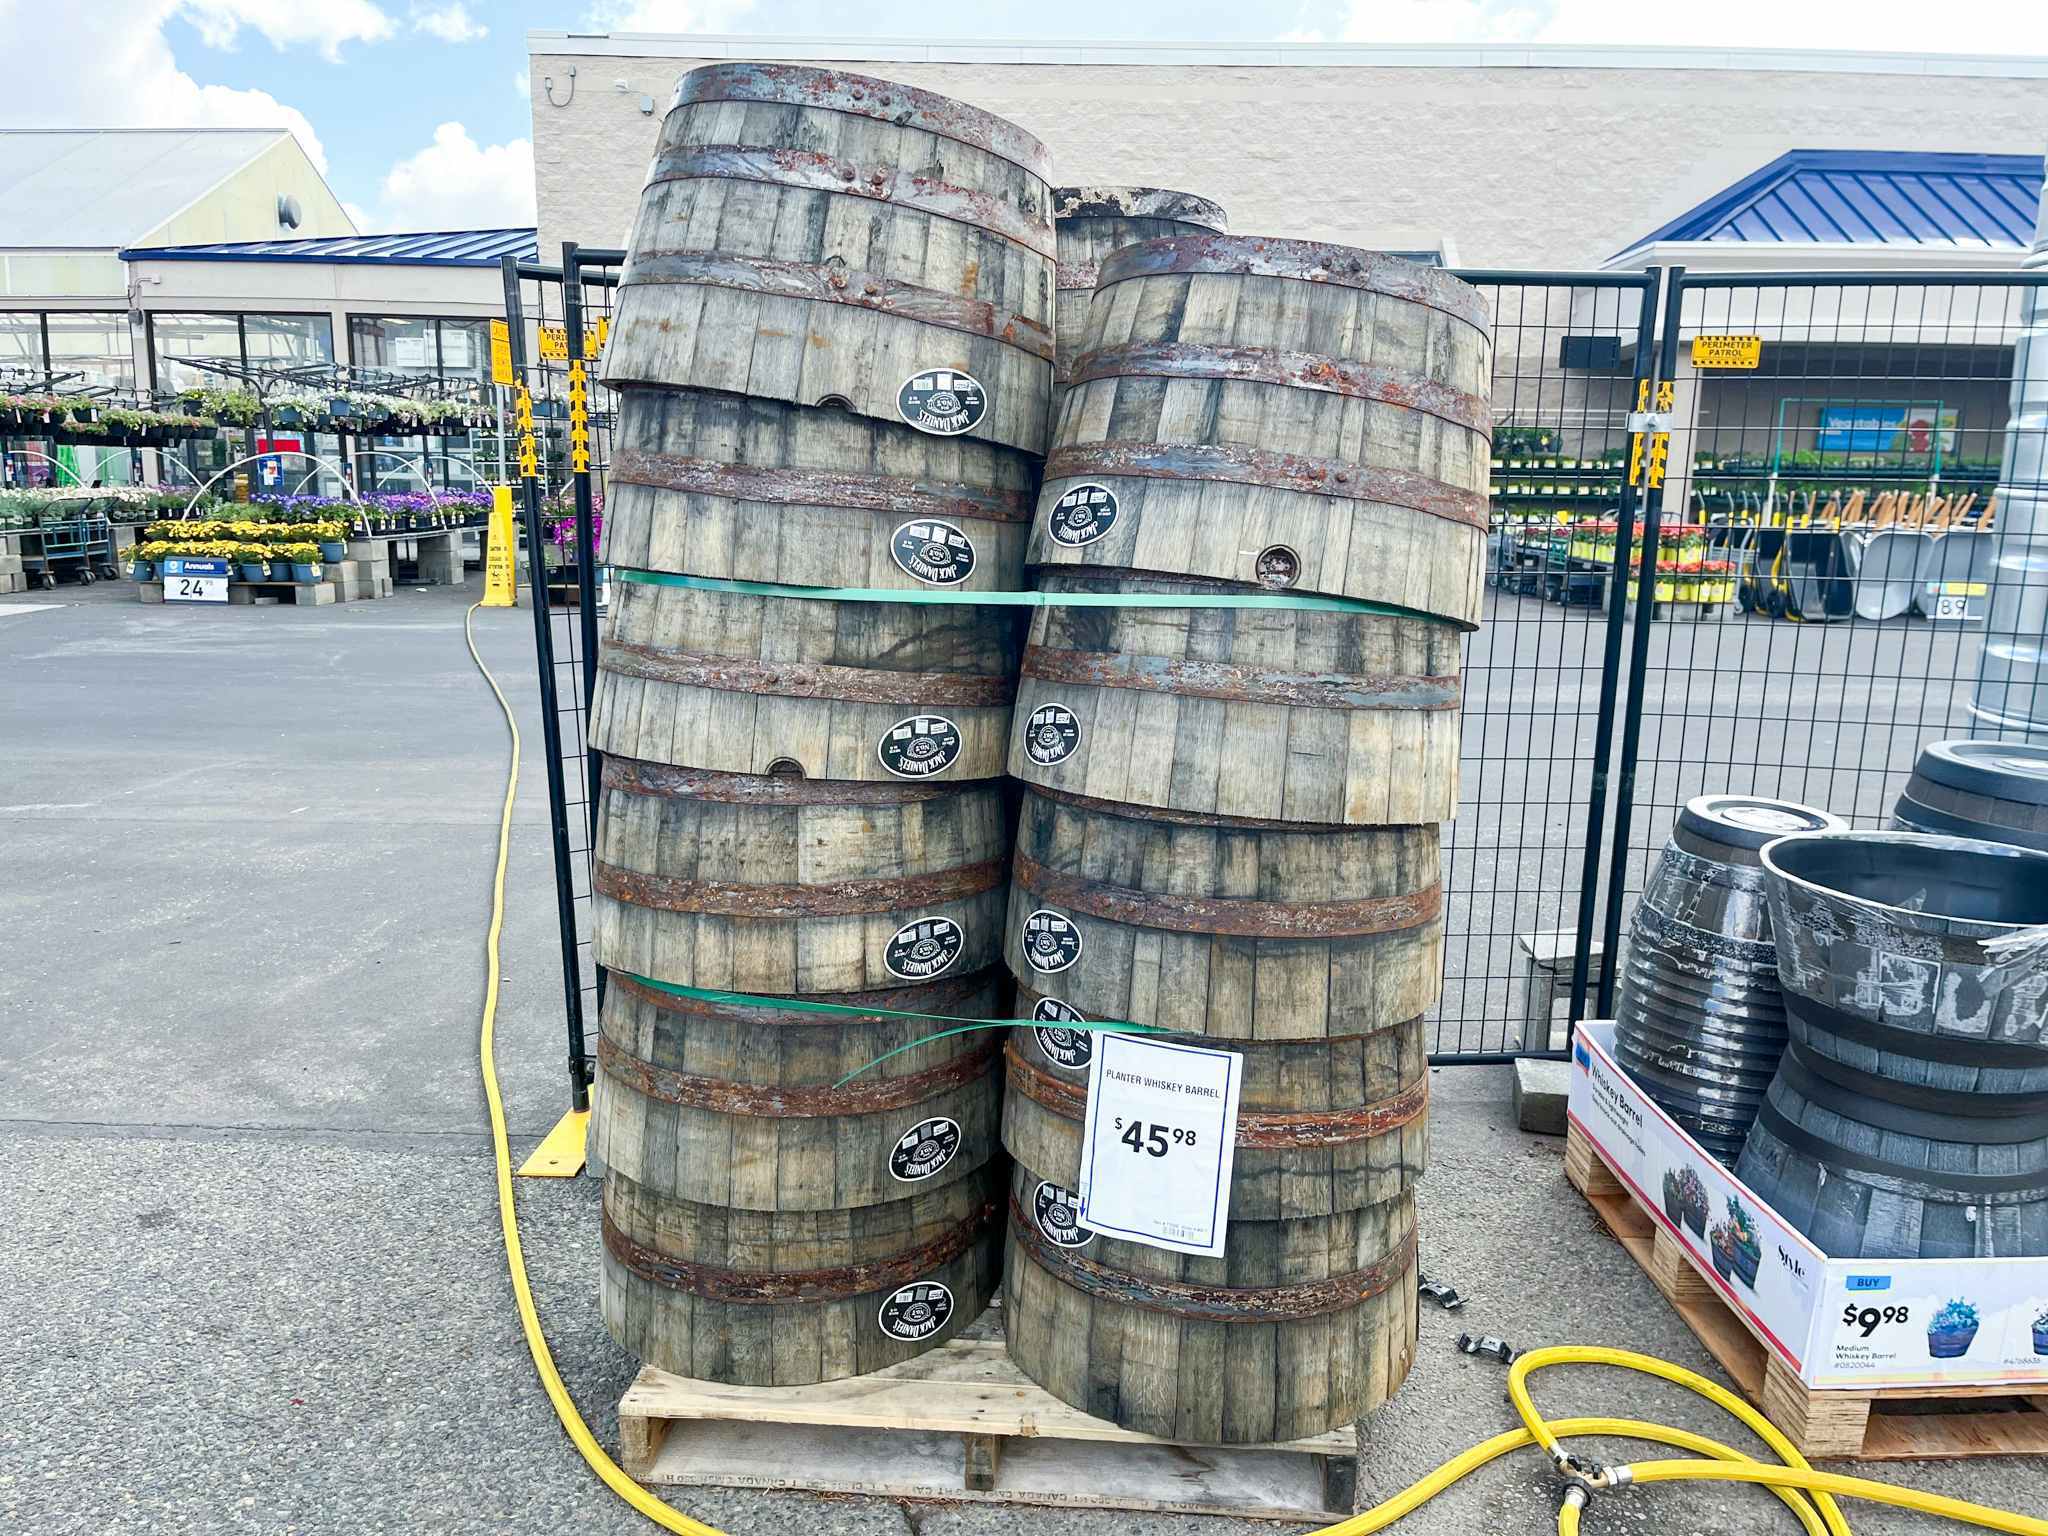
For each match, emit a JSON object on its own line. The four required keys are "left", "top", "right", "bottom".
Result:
{"left": 1691, "top": 334, "right": 1763, "bottom": 370}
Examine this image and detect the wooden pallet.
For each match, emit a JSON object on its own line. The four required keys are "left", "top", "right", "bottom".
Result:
{"left": 618, "top": 1330, "right": 1358, "bottom": 1519}
{"left": 1566, "top": 1123, "right": 2048, "bottom": 1460}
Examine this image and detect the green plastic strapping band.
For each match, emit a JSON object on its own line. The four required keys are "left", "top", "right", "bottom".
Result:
{"left": 614, "top": 971, "right": 1169, "bottom": 1087}
{"left": 611, "top": 567, "right": 1436, "bottom": 622}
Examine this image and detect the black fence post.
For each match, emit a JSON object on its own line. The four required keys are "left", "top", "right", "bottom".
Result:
{"left": 1563, "top": 269, "right": 1662, "bottom": 1036}
{"left": 1596, "top": 265, "right": 1688, "bottom": 1013}
{"left": 499, "top": 254, "right": 591, "bottom": 1114}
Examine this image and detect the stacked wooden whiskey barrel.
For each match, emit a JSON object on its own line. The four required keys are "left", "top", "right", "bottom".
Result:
{"left": 999, "top": 235, "right": 1492, "bottom": 1440}
{"left": 1051, "top": 187, "right": 1227, "bottom": 387}
{"left": 587, "top": 63, "right": 1055, "bottom": 1384}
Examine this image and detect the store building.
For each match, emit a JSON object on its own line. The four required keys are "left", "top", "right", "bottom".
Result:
{"left": 117, "top": 229, "right": 538, "bottom": 492}
{"left": 524, "top": 35, "right": 2048, "bottom": 269}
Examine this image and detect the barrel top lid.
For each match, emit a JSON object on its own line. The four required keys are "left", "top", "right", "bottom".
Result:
{"left": 1919, "top": 738, "right": 2048, "bottom": 806}
{"left": 1095, "top": 233, "right": 1492, "bottom": 336}
{"left": 1760, "top": 828, "right": 2048, "bottom": 934}
{"left": 1681, "top": 794, "right": 1846, "bottom": 851}
{"left": 1052, "top": 186, "right": 1228, "bottom": 231}
{"left": 674, "top": 61, "right": 1053, "bottom": 181}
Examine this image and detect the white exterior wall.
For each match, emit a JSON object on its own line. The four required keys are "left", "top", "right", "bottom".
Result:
{"left": 527, "top": 38, "right": 2048, "bottom": 270}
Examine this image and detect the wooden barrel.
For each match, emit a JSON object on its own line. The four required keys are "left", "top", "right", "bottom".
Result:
{"left": 1002, "top": 786, "right": 1443, "bottom": 1038}
{"left": 1894, "top": 739, "right": 2048, "bottom": 852}
{"left": 603, "top": 1163, "right": 1004, "bottom": 1384}
{"left": 1005, "top": 982, "right": 1427, "bottom": 1220}
{"left": 590, "top": 757, "right": 1009, "bottom": 995}
{"left": 1029, "top": 234, "right": 1494, "bottom": 627}
{"left": 1003, "top": 1161, "right": 1418, "bottom": 1442}
{"left": 589, "top": 579, "right": 1020, "bottom": 784}
{"left": 1007, "top": 571, "right": 1462, "bottom": 824}
{"left": 604, "top": 62, "right": 1056, "bottom": 457}
{"left": 603, "top": 390, "right": 1038, "bottom": 592}
{"left": 1053, "top": 187, "right": 1227, "bottom": 386}
{"left": 593, "top": 964, "right": 1006, "bottom": 1209}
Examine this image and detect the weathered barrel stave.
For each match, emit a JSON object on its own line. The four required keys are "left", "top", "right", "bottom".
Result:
{"left": 1007, "top": 572, "right": 1462, "bottom": 824}
{"left": 1053, "top": 186, "right": 1228, "bottom": 385}
{"left": 1003, "top": 1162, "right": 1418, "bottom": 1443}
{"left": 1005, "top": 787, "right": 1443, "bottom": 1037}
{"left": 590, "top": 581, "right": 1021, "bottom": 783}
{"left": 590, "top": 759, "right": 1010, "bottom": 995}
{"left": 593, "top": 967, "right": 1006, "bottom": 1211}
{"left": 603, "top": 387, "right": 1038, "bottom": 591}
{"left": 606, "top": 67, "right": 1056, "bottom": 453}
{"left": 603, "top": 1161, "right": 1005, "bottom": 1385}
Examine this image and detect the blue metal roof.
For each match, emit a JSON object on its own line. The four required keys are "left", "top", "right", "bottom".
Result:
{"left": 1619, "top": 150, "right": 2043, "bottom": 257}
{"left": 119, "top": 228, "right": 539, "bottom": 267}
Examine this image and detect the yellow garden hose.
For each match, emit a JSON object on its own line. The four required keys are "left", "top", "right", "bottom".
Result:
{"left": 465, "top": 603, "right": 2045, "bottom": 1536}
{"left": 466, "top": 603, "right": 725, "bottom": 1536}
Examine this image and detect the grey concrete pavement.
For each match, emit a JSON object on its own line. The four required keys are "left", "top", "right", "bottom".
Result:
{"left": 3, "top": 582, "right": 2043, "bottom": 1535}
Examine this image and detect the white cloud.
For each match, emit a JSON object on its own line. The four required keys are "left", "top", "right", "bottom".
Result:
{"left": 0, "top": 1, "right": 333, "bottom": 171}
{"left": 1334, "top": 0, "right": 2048, "bottom": 47}
{"left": 411, "top": 2, "right": 487, "bottom": 42}
{"left": 342, "top": 200, "right": 374, "bottom": 232}
{"left": 582, "top": 0, "right": 757, "bottom": 29}
{"left": 513, "top": 69, "right": 531, "bottom": 99}
{"left": 369, "top": 122, "right": 536, "bottom": 232}
{"left": 180, "top": 0, "right": 396, "bottom": 58}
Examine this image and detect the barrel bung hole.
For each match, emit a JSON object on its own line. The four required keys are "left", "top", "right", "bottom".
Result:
{"left": 766, "top": 757, "right": 807, "bottom": 779}
{"left": 1255, "top": 544, "right": 1301, "bottom": 589}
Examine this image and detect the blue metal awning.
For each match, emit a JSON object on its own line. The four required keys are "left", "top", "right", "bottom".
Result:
{"left": 119, "top": 228, "right": 540, "bottom": 267}
{"left": 1617, "top": 150, "right": 2043, "bottom": 258}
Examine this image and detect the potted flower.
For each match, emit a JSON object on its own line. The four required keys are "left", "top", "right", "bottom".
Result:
{"left": 1708, "top": 1221, "right": 1735, "bottom": 1280}
{"left": 1723, "top": 1197, "right": 1761, "bottom": 1288}
{"left": 2033, "top": 1306, "right": 2048, "bottom": 1357}
{"left": 128, "top": 540, "right": 161, "bottom": 582}
{"left": 1679, "top": 1169, "right": 1709, "bottom": 1236}
{"left": 236, "top": 543, "right": 270, "bottom": 583}
{"left": 1927, "top": 1299, "right": 1980, "bottom": 1359}
{"left": 286, "top": 542, "right": 323, "bottom": 583}
{"left": 316, "top": 520, "right": 347, "bottom": 563}
{"left": 1662, "top": 1169, "right": 1687, "bottom": 1227}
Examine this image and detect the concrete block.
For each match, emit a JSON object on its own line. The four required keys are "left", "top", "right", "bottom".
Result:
{"left": 415, "top": 531, "right": 466, "bottom": 587}
{"left": 285, "top": 582, "right": 337, "bottom": 605}
{"left": 1513, "top": 1057, "right": 1573, "bottom": 1137}
{"left": 137, "top": 579, "right": 165, "bottom": 604}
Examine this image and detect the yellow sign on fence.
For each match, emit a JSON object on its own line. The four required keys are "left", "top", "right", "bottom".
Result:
{"left": 537, "top": 316, "right": 609, "bottom": 361}
{"left": 1691, "top": 334, "right": 1763, "bottom": 370}
{"left": 489, "top": 320, "right": 514, "bottom": 385}
{"left": 483, "top": 486, "right": 518, "bottom": 606}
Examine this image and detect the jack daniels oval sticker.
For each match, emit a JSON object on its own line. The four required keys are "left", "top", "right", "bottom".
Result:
{"left": 1046, "top": 482, "right": 1119, "bottom": 546}
{"left": 1034, "top": 1180, "right": 1093, "bottom": 1249}
{"left": 889, "top": 1116, "right": 962, "bottom": 1182}
{"left": 1032, "top": 996, "right": 1092, "bottom": 1071}
{"left": 1022, "top": 703, "right": 1081, "bottom": 767}
{"left": 877, "top": 714, "right": 962, "bottom": 779}
{"left": 878, "top": 1280, "right": 955, "bottom": 1342}
{"left": 890, "top": 518, "right": 976, "bottom": 587}
{"left": 883, "top": 916, "right": 964, "bottom": 981}
{"left": 897, "top": 369, "right": 987, "bottom": 436}
{"left": 1021, "top": 909, "right": 1082, "bottom": 974}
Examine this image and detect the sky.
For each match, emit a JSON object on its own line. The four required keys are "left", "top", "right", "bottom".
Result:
{"left": 4, "top": 1, "right": 2047, "bottom": 234}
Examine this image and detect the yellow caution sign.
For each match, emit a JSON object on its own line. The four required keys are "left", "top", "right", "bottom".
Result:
{"left": 489, "top": 320, "right": 514, "bottom": 386}
{"left": 483, "top": 485, "right": 518, "bottom": 606}
{"left": 1690, "top": 334, "right": 1762, "bottom": 370}
{"left": 537, "top": 318, "right": 609, "bottom": 361}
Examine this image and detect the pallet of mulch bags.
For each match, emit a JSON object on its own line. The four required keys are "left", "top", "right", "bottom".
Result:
{"left": 616, "top": 1312, "right": 1359, "bottom": 1520}
{"left": 1566, "top": 1124, "right": 2048, "bottom": 1460}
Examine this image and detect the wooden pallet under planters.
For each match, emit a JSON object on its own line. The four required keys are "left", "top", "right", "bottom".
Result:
{"left": 1566, "top": 1123, "right": 2048, "bottom": 1461}
{"left": 617, "top": 1326, "right": 1358, "bottom": 1520}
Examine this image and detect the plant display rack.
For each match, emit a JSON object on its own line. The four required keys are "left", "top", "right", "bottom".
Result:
{"left": 137, "top": 539, "right": 397, "bottom": 606}
{"left": 616, "top": 1322, "right": 1357, "bottom": 1521}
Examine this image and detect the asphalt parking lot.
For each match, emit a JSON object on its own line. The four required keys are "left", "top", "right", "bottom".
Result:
{"left": 2, "top": 581, "right": 2039, "bottom": 1536}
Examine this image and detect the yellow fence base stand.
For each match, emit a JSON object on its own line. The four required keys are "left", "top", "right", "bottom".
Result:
{"left": 517, "top": 1108, "right": 590, "bottom": 1178}
{"left": 482, "top": 485, "right": 518, "bottom": 608}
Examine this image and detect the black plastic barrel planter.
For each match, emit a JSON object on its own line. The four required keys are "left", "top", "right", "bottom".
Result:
{"left": 1614, "top": 796, "right": 1845, "bottom": 1164}
{"left": 1738, "top": 831, "right": 2048, "bottom": 1259}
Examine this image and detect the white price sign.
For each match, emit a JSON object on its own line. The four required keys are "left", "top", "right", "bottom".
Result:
{"left": 162, "top": 556, "right": 228, "bottom": 603}
{"left": 1076, "top": 1034, "right": 1242, "bottom": 1257}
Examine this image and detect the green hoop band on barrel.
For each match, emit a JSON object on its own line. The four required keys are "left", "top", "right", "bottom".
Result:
{"left": 610, "top": 567, "right": 1442, "bottom": 623}
{"left": 608, "top": 969, "right": 1169, "bottom": 1087}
